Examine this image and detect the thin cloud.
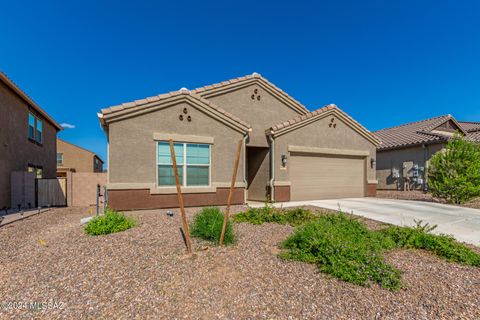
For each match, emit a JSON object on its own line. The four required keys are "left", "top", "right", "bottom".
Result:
{"left": 60, "top": 123, "right": 76, "bottom": 129}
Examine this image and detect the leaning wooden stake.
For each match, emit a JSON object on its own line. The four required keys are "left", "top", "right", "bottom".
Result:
{"left": 169, "top": 139, "right": 192, "bottom": 254}
{"left": 220, "top": 139, "right": 243, "bottom": 245}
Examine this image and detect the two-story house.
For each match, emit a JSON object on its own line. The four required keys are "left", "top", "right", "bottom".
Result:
{"left": 0, "top": 71, "right": 62, "bottom": 209}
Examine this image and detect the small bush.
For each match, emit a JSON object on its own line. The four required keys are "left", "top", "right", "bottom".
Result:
{"left": 428, "top": 134, "right": 480, "bottom": 204}
{"left": 190, "top": 207, "right": 235, "bottom": 245}
{"left": 233, "top": 204, "right": 317, "bottom": 226}
{"left": 379, "top": 222, "right": 480, "bottom": 267}
{"left": 85, "top": 209, "right": 136, "bottom": 236}
{"left": 280, "top": 214, "right": 401, "bottom": 290}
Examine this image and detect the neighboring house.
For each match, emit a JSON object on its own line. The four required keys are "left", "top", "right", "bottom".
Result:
{"left": 99, "top": 73, "right": 379, "bottom": 210}
{"left": 56, "top": 138, "right": 104, "bottom": 176}
{"left": 374, "top": 115, "right": 480, "bottom": 191}
{"left": 0, "top": 71, "right": 62, "bottom": 208}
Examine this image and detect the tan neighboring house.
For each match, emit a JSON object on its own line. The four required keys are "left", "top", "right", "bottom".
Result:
{"left": 0, "top": 71, "right": 62, "bottom": 209}
{"left": 56, "top": 138, "right": 104, "bottom": 176}
{"left": 99, "top": 73, "right": 380, "bottom": 210}
{"left": 374, "top": 115, "right": 480, "bottom": 191}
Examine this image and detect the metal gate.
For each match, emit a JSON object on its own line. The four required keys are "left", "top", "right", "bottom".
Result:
{"left": 37, "top": 178, "right": 67, "bottom": 207}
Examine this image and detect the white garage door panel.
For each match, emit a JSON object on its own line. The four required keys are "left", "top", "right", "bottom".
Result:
{"left": 290, "top": 154, "right": 365, "bottom": 200}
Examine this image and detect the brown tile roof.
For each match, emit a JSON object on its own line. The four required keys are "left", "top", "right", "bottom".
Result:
{"left": 100, "top": 88, "right": 251, "bottom": 131}
{"left": 468, "top": 130, "right": 480, "bottom": 141}
{"left": 267, "top": 104, "right": 380, "bottom": 145}
{"left": 374, "top": 115, "right": 480, "bottom": 150}
{"left": 459, "top": 121, "right": 480, "bottom": 132}
{"left": 0, "top": 71, "right": 62, "bottom": 131}
{"left": 191, "top": 72, "right": 310, "bottom": 115}
{"left": 268, "top": 104, "right": 337, "bottom": 132}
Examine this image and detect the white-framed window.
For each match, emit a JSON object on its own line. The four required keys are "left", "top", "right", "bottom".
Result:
{"left": 157, "top": 141, "right": 211, "bottom": 187}
{"left": 57, "top": 153, "right": 63, "bottom": 165}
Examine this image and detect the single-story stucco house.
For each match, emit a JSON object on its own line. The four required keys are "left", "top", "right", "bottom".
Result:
{"left": 374, "top": 114, "right": 480, "bottom": 191}
{"left": 98, "top": 73, "right": 380, "bottom": 210}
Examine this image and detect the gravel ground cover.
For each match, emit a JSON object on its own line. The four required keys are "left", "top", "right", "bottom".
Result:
{"left": 377, "top": 190, "right": 480, "bottom": 209}
{"left": 1, "top": 206, "right": 479, "bottom": 319}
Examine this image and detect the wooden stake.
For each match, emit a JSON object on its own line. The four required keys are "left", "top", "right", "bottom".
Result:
{"left": 220, "top": 139, "right": 243, "bottom": 245}
{"left": 169, "top": 139, "right": 192, "bottom": 254}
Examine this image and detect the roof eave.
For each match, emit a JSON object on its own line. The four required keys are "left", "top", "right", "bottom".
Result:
{"left": 0, "top": 71, "right": 63, "bottom": 131}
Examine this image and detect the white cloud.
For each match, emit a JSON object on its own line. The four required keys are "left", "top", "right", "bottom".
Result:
{"left": 60, "top": 123, "right": 76, "bottom": 129}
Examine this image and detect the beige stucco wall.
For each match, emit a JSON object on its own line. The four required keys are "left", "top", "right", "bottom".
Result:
{"left": 108, "top": 101, "right": 245, "bottom": 190}
{"left": 0, "top": 81, "right": 58, "bottom": 208}
{"left": 57, "top": 139, "right": 103, "bottom": 173}
{"left": 274, "top": 115, "right": 377, "bottom": 184}
{"left": 376, "top": 143, "right": 445, "bottom": 190}
{"left": 206, "top": 84, "right": 303, "bottom": 147}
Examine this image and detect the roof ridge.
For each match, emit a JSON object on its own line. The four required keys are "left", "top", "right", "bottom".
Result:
{"left": 373, "top": 114, "right": 450, "bottom": 133}
{"left": 268, "top": 104, "right": 336, "bottom": 132}
{"left": 100, "top": 88, "right": 252, "bottom": 132}
{"left": 191, "top": 72, "right": 309, "bottom": 114}
{"left": 267, "top": 104, "right": 380, "bottom": 145}
{"left": 458, "top": 120, "right": 480, "bottom": 124}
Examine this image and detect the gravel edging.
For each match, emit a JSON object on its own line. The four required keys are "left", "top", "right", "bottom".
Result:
{"left": 0, "top": 206, "right": 479, "bottom": 319}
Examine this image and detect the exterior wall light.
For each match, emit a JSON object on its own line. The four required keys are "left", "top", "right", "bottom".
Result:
{"left": 281, "top": 154, "right": 288, "bottom": 167}
{"left": 371, "top": 158, "right": 376, "bottom": 168}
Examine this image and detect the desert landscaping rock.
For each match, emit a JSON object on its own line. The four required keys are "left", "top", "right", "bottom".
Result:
{"left": 1, "top": 206, "right": 479, "bottom": 319}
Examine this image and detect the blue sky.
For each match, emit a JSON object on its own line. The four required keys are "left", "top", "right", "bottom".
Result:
{"left": 1, "top": 0, "right": 479, "bottom": 164}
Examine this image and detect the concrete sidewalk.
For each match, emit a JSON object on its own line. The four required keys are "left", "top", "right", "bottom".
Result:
{"left": 0, "top": 208, "right": 50, "bottom": 227}
{"left": 249, "top": 198, "right": 480, "bottom": 246}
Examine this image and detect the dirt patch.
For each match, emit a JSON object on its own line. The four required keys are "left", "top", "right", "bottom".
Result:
{"left": 0, "top": 206, "right": 479, "bottom": 319}
{"left": 377, "top": 190, "right": 480, "bottom": 209}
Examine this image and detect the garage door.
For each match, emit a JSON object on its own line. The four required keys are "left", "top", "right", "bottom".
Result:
{"left": 290, "top": 153, "right": 365, "bottom": 200}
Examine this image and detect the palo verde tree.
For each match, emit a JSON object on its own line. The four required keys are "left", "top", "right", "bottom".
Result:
{"left": 428, "top": 134, "right": 480, "bottom": 204}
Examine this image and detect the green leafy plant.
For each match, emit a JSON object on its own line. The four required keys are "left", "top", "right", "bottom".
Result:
{"left": 280, "top": 214, "right": 401, "bottom": 290}
{"left": 280, "top": 213, "right": 480, "bottom": 290}
{"left": 379, "top": 223, "right": 480, "bottom": 267}
{"left": 428, "top": 134, "right": 480, "bottom": 204}
{"left": 190, "top": 207, "right": 235, "bottom": 245}
{"left": 85, "top": 208, "right": 136, "bottom": 235}
{"left": 233, "top": 204, "right": 317, "bottom": 226}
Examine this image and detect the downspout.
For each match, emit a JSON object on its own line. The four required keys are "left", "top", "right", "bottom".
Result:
{"left": 268, "top": 133, "right": 275, "bottom": 202}
{"left": 243, "top": 133, "right": 248, "bottom": 204}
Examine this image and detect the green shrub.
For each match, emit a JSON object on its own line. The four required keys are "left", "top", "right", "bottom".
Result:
{"left": 428, "top": 134, "right": 480, "bottom": 204}
{"left": 233, "top": 204, "right": 317, "bottom": 226}
{"left": 190, "top": 207, "right": 235, "bottom": 245}
{"left": 85, "top": 209, "right": 136, "bottom": 235}
{"left": 280, "top": 214, "right": 401, "bottom": 290}
{"left": 379, "top": 221, "right": 480, "bottom": 267}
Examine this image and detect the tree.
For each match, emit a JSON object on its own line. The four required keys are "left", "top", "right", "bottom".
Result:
{"left": 428, "top": 135, "right": 480, "bottom": 204}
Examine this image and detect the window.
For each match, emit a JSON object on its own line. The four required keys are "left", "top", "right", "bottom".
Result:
{"left": 157, "top": 141, "right": 210, "bottom": 187}
{"left": 57, "top": 153, "right": 63, "bottom": 165}
{"left": 36, "top": 167, "right": 43, "bottom": 179}
{"left": 36, "top": 119, "right": 43, "bottom": 143}
{"left": 27, "top": 165, "right": 43, "bottom": 178}
{"left": 28, "top": 113, "right": 35, "bottom": 140}
{"left": 28, "top": 112, "right": 43, "bottom": 144}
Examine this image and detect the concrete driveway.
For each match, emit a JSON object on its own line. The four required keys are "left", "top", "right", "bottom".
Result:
{"left": 251, "top": 198, "right": 480, "bottom": 246}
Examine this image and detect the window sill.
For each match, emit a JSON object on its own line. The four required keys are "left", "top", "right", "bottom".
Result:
{"left": 150, "top": 186, "right": 216, "bottom": 194}
{"left": 28, "top": 138, "right": 43, "bottom": 146}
